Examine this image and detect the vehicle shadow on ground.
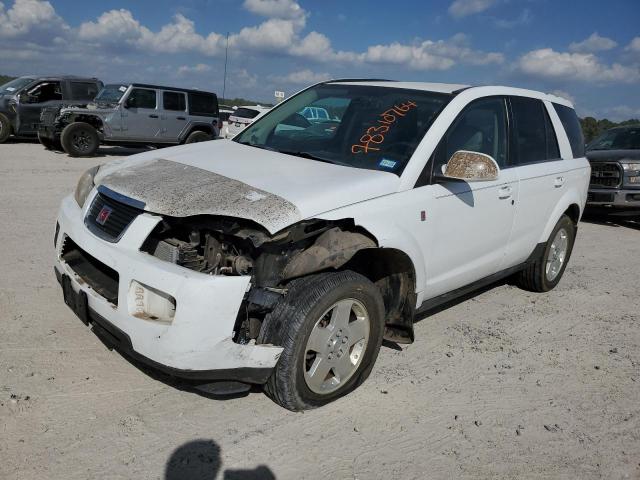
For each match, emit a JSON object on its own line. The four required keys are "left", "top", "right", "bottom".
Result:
{"left": 165, "top": 439, "right": 276, "bottom": 479}
{"left": 581, "top": 210, "right": 640, "bottom": 231}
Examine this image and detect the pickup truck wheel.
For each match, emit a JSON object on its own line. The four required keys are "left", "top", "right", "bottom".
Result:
{"left": 516, "top": 214, "right": 576, "bottom": 292}
{"left": 185, "top": 131, "right": 212, "bottom": 143}
{"left": 0, "top": 113, "right": 12, "bottom": 143}
{"left": 259, "top": 271, "right": 385, "bottom": 411}
{"left": 60, "top": 122, "right": 99, "bottom": 157}
{"left": 37, "top": 132, "right": 62, "bottom": 151}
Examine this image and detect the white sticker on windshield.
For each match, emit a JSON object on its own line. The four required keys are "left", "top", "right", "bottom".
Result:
{"left": 118, "top": 86, "right": 127, "bottom": 92}
{"left": 6, "top": 87, "right": 15, "bottom": 92}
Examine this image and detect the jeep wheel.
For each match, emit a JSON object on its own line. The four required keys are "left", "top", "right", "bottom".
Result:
{"left": 185, "top": 131, "right": 212, "bottom": 143}
{"left": 38, "top": 132, "right": 62, "bottom": 151}
{"left": 60, "top": 122, "right": 99, "bottom": 157}
{"left": 516, "top": 214, "right": 576, "bottom": 292}
{"left": 0, "top": 113, "right": 11, "bottom": 143}
{"left": 259, "top": 271, "right": 385, "bottom": 411}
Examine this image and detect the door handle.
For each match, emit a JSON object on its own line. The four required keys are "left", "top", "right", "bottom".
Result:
{"left": 149, "top": 114, "right": 159, "bottom": 118}
{"left": 176, "top": 116, "right": 186, "bottom": 120}
{"left": 498, "top": 185, "right": 512, "bottom": 199}
{"left": 554, "top": 176, "right": 565, "bottom": 188}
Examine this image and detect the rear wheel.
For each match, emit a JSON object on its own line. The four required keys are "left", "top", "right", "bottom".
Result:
{"left": 185, "top": 130, "right": 212, "bottom": 143}
{"left": 38, "top": 132, "right": 62, "bottom": 151}
{"left": 259, "top": 271, "right": 385, "bottom": 411}
{"left": 0, "top": 113, "right": 12, "bottom": 143}
{"left": 60, "top": 122, "right": 99, "bottom": 157}
{"left": 516, "top": 214, "right": 576, "bottom": 292}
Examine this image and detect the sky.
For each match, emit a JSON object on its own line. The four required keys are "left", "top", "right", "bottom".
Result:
{"left": 0, "top": 0, "right": 639, "bottom": 119}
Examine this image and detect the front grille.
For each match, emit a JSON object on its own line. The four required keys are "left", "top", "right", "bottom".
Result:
{"left": 61, "top": 236, "right": 119, "bottom": 304}
{"left": 590, "top": 162, "right": 622, "bottom": 188}
{"left": 85, "top": 192, "right": 142, "bottom": 242}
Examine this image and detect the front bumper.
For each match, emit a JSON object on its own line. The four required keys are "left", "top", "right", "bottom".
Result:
{"left": 54, "top": 191, "right": 282, "bottom": 383}
{"left": 586, "top": 187, "right": 640, "bottom": 212}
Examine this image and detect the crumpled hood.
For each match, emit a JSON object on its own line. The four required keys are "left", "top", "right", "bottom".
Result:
{"left": 94, "top": 140, "right": 400, "bottom": 233}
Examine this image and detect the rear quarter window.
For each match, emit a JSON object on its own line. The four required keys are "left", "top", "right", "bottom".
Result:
{"left": 553, "top": 103, "right": 585, "bottom": 158}
{"left": 70, "top": 82, "right": 100, "bottom": 100}
{"left": 188, "top": 92, "right": 219, "bottom": 117}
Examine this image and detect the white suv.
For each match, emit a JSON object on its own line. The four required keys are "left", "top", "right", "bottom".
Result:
{"left": 54, "top": 80, "right": 589, "bottom": 411}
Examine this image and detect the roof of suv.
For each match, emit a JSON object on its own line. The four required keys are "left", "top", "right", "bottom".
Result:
{"left": 20, "top": 75, "right": 100, "bottom": 81}
{"left": 325, "top": 79, "right": 574, "bottom": 108}
{"left": 130, "top": 83, "right": 216, "bottom": 96}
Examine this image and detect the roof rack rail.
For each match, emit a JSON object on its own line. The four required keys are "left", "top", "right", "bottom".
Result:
{"left": 323, "top": 78, "right": 396, "bottom": 83}
{"left": 451, "top": 86, "right": 473, "bottom": 95}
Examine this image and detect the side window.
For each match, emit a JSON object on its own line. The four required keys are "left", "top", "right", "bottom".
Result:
{"left": 26, "top": 81, "right": 62, "bottom": 103}
{"left": 163, "top": 91, "right": 186, "bottom": 111}
{"left": 70, "top": 82, "right": 99, "bottom": 100}
{"left": 126, "top": 89, "right": 157, "bottom": 109}
{"left": 434, "top": 97, "right": 508, "bottom": 174}
{"left": 188, "top": 93, "right": 218, "bottom": 117}
{"left": 510, "top": 96, "right": 560, "bottom": 164}
{"left": 553, "top": 103, "right": 585, "bottom": 158}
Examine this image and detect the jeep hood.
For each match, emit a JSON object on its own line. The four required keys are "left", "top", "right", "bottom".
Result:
{"left": 94, "top": 140, "right": 400, "bottom": 233}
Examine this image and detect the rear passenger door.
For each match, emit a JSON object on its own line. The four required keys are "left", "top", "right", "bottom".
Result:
{"left": 160, "top": 91, "right": 188, "bottom": 142}
{"left": 503, "top": 96, "right": 569, "bottom": 266}
{"left": 68, "top": 81, "right": 101, "bottom": 102}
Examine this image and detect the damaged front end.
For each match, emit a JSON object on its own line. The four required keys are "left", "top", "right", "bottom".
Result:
{"left": 140, "top": 215, "right": 377, "bottom": 345}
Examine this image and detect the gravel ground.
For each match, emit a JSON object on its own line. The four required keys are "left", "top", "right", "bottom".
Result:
{"left": 0, "top": 140, "right": 639, "bottom": 480}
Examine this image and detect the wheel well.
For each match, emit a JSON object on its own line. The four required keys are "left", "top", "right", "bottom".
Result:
{"left": 342, "top": 248, "right": 416, "bottom": 344}
{"left": 186, "top": 125, "right": 213, "bottom": 137}
{"left": 565, "top": 203, "right": 581, "bottom": 225}
{"left": 69, "top": 115, "right": 103, "bottom": 131}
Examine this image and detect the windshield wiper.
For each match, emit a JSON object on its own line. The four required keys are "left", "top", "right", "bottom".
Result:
{"left": 277, "top": 150, "right": 335, "bottom": 164}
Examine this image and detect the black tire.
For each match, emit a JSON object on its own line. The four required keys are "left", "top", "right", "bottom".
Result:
{"left": 0, "top": 113, "right": 12, "bottom": 143}
{"left": 259, "top": 271, "right": 385, "bottom": 411}
{"left": 60, "top": 122, "right": 99, "bottom": 157}
{"left": 184, "top": 130, "right": 212, "bottom": 144}
{"left": 37, "top": 132, "right": 62, "bottom": 151}
{"left": 516, "top": 214, "right": 576, "bottom": 292}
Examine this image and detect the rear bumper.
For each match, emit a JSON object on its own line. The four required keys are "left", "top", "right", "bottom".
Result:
{"left": 586, "top": 188, "right": 640, "bottom": 211}
{"left": 54, "top": 192, "right": 282, "bottom": 383}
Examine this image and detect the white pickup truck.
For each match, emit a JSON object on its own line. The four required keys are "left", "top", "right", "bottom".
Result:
{"left": 54, "top": 80, "right": 589, "bottom": 410}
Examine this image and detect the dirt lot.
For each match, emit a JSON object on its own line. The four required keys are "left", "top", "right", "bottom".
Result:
{"left": 0, "top": 140, "right": 638, "bottom": 480}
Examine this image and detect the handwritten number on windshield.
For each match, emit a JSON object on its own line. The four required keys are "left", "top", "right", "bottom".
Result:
{"left": 351, "top": 101, "right": 417, "bottom": 154}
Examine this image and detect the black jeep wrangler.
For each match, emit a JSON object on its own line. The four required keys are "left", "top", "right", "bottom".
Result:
{"left": 0, "top": 75, "right": 103, "bottom": 144}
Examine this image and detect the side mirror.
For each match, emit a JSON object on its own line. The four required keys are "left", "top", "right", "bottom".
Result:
{"left": 441, "top": 150, "right": 500, "bottom": 182}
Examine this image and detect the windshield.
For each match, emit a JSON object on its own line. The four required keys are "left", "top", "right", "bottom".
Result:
{"left": 234, "top": 84, "right": 451, "bottom": 175}
{"left": 0, "top": 77, "right": 35, "bottom": 95}
{"left": 588, "top": 127, "right": 640, "bottom": 151}
{"left": 95, "top": 84, "right": 128, "bottom": 103}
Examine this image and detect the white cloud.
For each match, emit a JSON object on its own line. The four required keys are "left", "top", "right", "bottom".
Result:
{"left": 242, "top": 0, "right": 306, "bottom": 24}
{"left": 272, "top": 69, "right": 331, "bottom": 85}
{"left": 626, "top": 37, "right": 640, "bottom": 53}
{"left": 569, "top": 33, "right": 617, "bottom": 53}
{"left": 177, "top": 63, "right": 212, "bottom": 75}
{"left": 516, "top": 48, "right": 640, "bottom": 84}
{"left": 493, "top": 8, "right": 532, "bottom": 29}
{"left": 78, "top": 9, "right": 146, "bottom": 43}
{"left": 290, "top": 31, "right": 333, "bottom": 57}
{"left": 0, "top": 0, "right": 68, "bottom": 38}
{"left": 448, "top": 0, "right": 498, "bottom": 18}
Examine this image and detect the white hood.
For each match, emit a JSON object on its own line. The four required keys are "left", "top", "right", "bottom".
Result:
{"left": 94, "top": 140, "right": 400, "bottom": 233}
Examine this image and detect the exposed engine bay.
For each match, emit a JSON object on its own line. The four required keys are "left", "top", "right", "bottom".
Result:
{"left": 141, "top": 216, "right": 380, "bottom": 344}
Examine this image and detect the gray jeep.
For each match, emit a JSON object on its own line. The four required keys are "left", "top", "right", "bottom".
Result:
{"left": 38, "top": 83, "right": 220, "bottom": 157}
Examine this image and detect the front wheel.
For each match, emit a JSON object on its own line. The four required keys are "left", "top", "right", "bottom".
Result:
{"left": 0, "top": 113, "right": 12, "bottom": 143}
{"left": 60, "top": 122, "right": 99, "bottom": 157}
{"left": 259, "top": 271, "right": 385, "bottom": 411}
{"left": 515, "top": 214, "right": 576, "bottom": 292}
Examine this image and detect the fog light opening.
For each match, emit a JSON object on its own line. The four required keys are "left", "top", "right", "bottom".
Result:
{"left": 128, "top": 280, "right": 176, "bottom": 323}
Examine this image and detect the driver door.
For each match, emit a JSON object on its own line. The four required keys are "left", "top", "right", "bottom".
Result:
{"left": 423, "top": 97, "right": 518, "bottom": 299}
{"left": 16, "top": 80, "right": 63, "bottom": 134}
{"left": 120, "top": 88, "right": 162, "bottom": 141}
